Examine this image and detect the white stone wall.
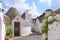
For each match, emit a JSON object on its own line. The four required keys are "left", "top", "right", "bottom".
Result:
{"left": 20, "top": 23, "right": 32, "bottom": 36}
{"left": 40, "top": 23, "right": 43, "bottom": 33}
{"left": 42, "top": 34, "right": 46, "bottom": 40}
{"left": 35, "top": 19, "right": 40, "bottom": 32}
{"left": 45, "top": 11, "right": 52, "bottom": 17}
{"left": 25, "top": 13, "right": 31, "bottom": 21}
{"left": 48, "top": 14, "right": 60, "bottom": 40}
{"left": 25, "top": 11, "right": 31, "bottom": 22}
{"left": 0, "top": 17, "right": 1, "bottom": 40}
{"left": 0, "top": 13, "right": 5, "bottom": 40}
{"left": 35, "top": 19, "right": 42, "bottom": 33}
{"left": 48, "top": 22, "right": 60, "bottom": 40}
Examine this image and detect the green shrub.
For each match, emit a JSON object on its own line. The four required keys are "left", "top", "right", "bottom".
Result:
{"left": 6, "top": 28, "right": 13, "bottom": 36}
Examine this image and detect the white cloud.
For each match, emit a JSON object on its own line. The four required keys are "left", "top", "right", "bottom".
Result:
{"left": 51, "top": 0, "right": 60, "bottom": 10}
{"left": 29, "top": 2, "right": 40, "bottom": 18}
{"left": 48, "top": 0, "right": 51, "bottom": 6}
{"left": 3, "top": 0, "right": 12, "bottom": 7}
{"left": 13, "top": 0, "right": 30, "bottom": 10}
{"left": 3, "top": 0, "right": 41, "bottom": 18}
{"left": 39, "top": 0, "right": 60, "bottom": 10}
{"left": 39, "top": 0, "right": 52, "bottom": 6}
{"left": 3, "top": 0, "right": 30, "bottom": 13}
{"left": 39, "top": 0, "right": 47, "bottom": 3}
{"left": 3, "top": 8, "right": 8, "bottom": 13}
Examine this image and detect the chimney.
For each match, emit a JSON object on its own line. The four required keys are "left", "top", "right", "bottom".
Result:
{"left": 24, "top": 9, "right": 31, "bottom": 22}
{"left": 25, "top": 9, "right": 29, "bottom": 14}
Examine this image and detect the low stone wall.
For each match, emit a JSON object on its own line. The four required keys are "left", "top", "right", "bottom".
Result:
{"left": 42, "top": 34, "right": 46, "bottom": 40}
{"left": 48, "top": 22, "right": 60, "bottom": 40}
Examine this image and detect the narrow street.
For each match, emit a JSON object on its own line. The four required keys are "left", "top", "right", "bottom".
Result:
{"left": 10, "top": 31, "right": 42, "bottom": 40}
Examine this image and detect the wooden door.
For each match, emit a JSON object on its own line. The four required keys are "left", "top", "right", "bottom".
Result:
{"left": 14, "top": 22, "right": 20, "bottom": 36}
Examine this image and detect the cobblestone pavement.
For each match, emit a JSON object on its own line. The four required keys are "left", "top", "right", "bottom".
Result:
{"left": 10, "top": 31, "right": 42, "bottom": 40}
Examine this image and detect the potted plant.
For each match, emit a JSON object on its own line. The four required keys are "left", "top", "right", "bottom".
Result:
{"left": 5, "top": 28, "right": 13, "bottom": 40}
{"left": 5, "top": 20, "right": 13, "bottom": 40}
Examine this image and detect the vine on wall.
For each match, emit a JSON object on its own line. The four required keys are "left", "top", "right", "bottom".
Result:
{"left": 41, "top": 17, "right": 57, "bottom": 34}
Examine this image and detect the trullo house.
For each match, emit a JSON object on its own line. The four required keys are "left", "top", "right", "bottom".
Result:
{"left": 4, "top": 7, "right": 32, "bottom": 37}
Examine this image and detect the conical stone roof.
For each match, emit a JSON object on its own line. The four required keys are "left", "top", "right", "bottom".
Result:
{"left": 5, "top": 7, "right": 19, "bottom": 20}
{"left": 55, "top": 8, "right": 60, "bottom": 13}
{"left": 50, "top": 8, "right": 60, "bottom": 16}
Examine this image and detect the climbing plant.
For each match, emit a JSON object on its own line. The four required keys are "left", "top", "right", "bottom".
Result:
{"left": 41, "top": 18, "right": 48, "bottom": 34}
{"left": 48, "top": 18, "right": 57, "bottom": 24}
{"left": 41, "top": 17, "right": 57, "bottom": 34}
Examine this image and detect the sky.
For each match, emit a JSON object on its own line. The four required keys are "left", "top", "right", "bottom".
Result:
{"left": 2, "top": 0, "right": 60, "bottom": 18}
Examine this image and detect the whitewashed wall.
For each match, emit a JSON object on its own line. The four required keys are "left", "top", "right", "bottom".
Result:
{"left": 48, "top": 22, "right": 60, "bottom": 40}
{"left": 20, "top": 23, "right": 32, "bottom": 36}
{"left": 42, "top": 34, "right": 46, "bottom": 40}
{"left": 0, "top": 13, "right": 5, "bottom": 40}
{"left": 0, "top": 1, "right": 5, "bottom": 40}
{"left": 25, "top": 13, "right": 31, "bottom": 22}
{"left": 35, "top": 19, "right": 42, "bottom": 33}
{"left": 24, "top": 10, "right": 32, "bottom": 22}
{"left": 0, "top": 17, "right": 1, "bottom": 39}
{"left": 48, "top": 14, "right": 60, "bottom": 40}
{"left": 0, "top": 17, "right": 1, "bottom": 40}
{"left": 35, "top": 19, "right": 40, "bottom": 32}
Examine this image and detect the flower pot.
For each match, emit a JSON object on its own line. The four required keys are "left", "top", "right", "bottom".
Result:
{"left": 45, "top": 37, "right": 48, "bottom": 40}
{"left": 5, "top": 36, "right": 10, "bottom": 40}
{"left": 44, "top": 34, "right": 48, "bottom": 40}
